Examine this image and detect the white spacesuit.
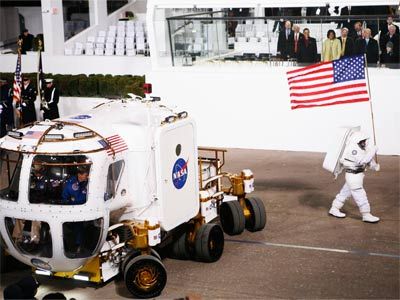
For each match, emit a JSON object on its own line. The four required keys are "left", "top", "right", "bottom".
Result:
{"left": 329, "top": 131, "right": 380, "bottom": 223}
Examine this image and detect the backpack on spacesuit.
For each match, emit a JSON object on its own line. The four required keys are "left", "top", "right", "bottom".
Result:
{"left": 322, "top": 126, "right": 361, "bottom": 179}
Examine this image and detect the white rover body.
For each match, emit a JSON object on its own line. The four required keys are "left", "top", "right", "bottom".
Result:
{"left": 0, "top": 96, "right": 266, "bottom": 298}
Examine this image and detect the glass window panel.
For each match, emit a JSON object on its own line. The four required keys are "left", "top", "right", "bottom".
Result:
{"left": 105, "top": 160, "right": 125, "bottom": 200}
{"left": 29, "top": 155, "right": 91, "bottom": 205}
{"left": 5, "top": 217, "right": 52, "bottom": 258}
{"left": 0, "top": 150, "right": 23, "bottom": 202}
{"left": 63, "top": 218, "right": 103, "bottom": 258}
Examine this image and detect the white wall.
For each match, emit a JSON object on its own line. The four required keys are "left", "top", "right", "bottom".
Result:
{"left": 0, "top": 53, "right": 150, "bottom": 75}
{"left": 147, "top": 65, "right": 400, "bottom": 155}
{"left": 0, "top": 7, "right": 19, "bottom": 44}
{"left": 17, "top": 7, "right": 43, "bottom": 36}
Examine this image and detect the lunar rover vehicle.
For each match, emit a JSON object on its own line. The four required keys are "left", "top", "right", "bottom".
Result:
{"left": 0, "top": 92, "right": 266, "bottom": 298}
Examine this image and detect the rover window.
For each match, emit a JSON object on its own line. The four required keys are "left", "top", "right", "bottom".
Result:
{"left": 5, "top": 217, "right": 52, "bottom": 258}
{"left": 105, "top": 160, "right": 125, "bottom": 200}
{"left": 29, "top": 155, "right": 92, "bottom": 205}
{"left": 0, "top": 150, "right": 23, "bottom": 202}
{"left": 63, "top": 218, "right": 103, "bottom": 258}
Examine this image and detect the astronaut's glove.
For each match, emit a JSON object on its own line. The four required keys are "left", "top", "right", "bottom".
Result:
{"left": 369, "top": 160, "right": 380, "bottom": 172}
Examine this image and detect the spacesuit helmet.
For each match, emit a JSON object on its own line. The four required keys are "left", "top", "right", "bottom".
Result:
{"left": 351, "top": 131, "right": 369, "bottom": 150}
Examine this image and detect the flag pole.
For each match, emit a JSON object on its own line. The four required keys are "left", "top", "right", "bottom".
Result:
{"left": 363, "top": 54, "right": 378, "bottom": 163}
{"left": 15, "top": 39, "right": 23, "bottom": 128}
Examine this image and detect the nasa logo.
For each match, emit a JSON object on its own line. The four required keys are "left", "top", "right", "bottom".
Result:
{"left": 70, "top": 114, "right": 92, "bottom": 120}
{"left": 72, "top": 182, "right": 79, "bottom": 191}
{"left": 172, "top": 158, "right": 189, "bottom": 189}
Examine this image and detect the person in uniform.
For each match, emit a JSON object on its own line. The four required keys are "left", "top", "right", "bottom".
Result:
{"left": 20, "top": 77, "right": 37, "bottom": 125}
{"left": 42, "top": 79, "right": 59, "bottom": 120}
{"left": 62, "top": 166, "right": 89, "bottom": 205}
{"left": 0, "top": 79, "right": 14, "bottom": 138}
{"left": 62, "top": 166, "right": 89, "bottom": 253}
{"left": 329, "top": 131, "right": 380, "bottom": 223}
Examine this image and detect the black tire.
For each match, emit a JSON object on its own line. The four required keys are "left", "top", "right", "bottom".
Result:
{"left": 150, "top": 249, "right": 161, "bottom": 261}
{"left": 124, "top": 254, "right": 167, "bottom": 299}
{"left": 219, "top": 201, "right": 245, "bottom": 235}
{"left": 169, "top": 231, "right": 191, "bottom": 260}
{"left": 245, "top": 197, "right": 267, "bottom": 232}
{"left": 195, "top": 223, "right": 224, "bottom": 263}
{"left": 121, "top": 248, "right": 140, "bottom": 273}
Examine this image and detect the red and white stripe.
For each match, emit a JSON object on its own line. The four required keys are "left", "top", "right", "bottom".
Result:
{"left": 12, "top": 53, "right": 22, "bottom": 104}
{"left": 106, "top": 135, "right": 128, "bottom": 156}
{"left": 287, "top": 61, "right": 369, "bottom": 110}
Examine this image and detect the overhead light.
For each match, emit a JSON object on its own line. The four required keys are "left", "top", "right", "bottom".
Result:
{"left": 44, "top": 134, "right": 64, "bottom": 141}
{"left": 7, "top": 131, "right": 23, "bottom": 138}
{"left": 73, "top": 131, "right": 95, "bottom": 138}
{"left": 35, "top": 269, "right": 52, "bottom": 276}
{"left": 73, "top": 273, "right": 91, "bottom": 281}
{"left": 178, "top": 111, "right": 188, "bottom": 119}
{"left": 143, "top": 83, "right": 152, "bottom": 94}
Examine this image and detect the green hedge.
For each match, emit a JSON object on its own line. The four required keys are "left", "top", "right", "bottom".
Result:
{"left": 0, "top": 73, "right": 145, "bottom": 98}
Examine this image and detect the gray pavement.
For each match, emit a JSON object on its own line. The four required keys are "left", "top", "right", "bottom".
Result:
{"left": 1, "top": 149, "right": 399, "bottom": 299}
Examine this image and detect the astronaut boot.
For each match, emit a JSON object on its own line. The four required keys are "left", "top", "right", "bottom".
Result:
{"left": 329, "top": 199, "right": 346, "bottom": 218}
{"left": 362, "top": 213, "right": 380, "bottom": 223}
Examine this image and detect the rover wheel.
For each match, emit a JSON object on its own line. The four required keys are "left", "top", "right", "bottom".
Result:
{"left": 195, "top": 223, "right": 224, "bottom": 263}
{"left": 124, "top": 254, "right": 167, "bottom": 299}
{"left": 219, "top": 201, "right": 245, "bottom": 235}
{"left": 245, "top": 197, "right": 267, "bottom": 232}
{"left": 170, "top": 231, "right": 191, "bottom": 260}
{"left": 121, "top": 248, "right": 140, "bottom": 273}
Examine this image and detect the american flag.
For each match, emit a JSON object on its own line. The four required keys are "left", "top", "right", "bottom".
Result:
{"left": 287, "top": 55, "right": 369, "bottom": 110}
{"left": 102, "top": 135, "right": 128, "bottom": 156}
{"left": 13, "top": 50, "right": 22, "bottom": 104}
{"left": 25, "top": 131, "right": 44, "bottom": 139}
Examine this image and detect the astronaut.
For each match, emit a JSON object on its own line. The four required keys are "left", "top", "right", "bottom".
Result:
{"left": 61, "top": 166, "right": 89, "bottom": 205}
{"left": 329, "top": 131, "right": 380, "bottom": 223}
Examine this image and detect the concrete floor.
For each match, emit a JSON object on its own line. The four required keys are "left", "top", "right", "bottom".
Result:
{"left": 1, "top": 149, "right": 399, "bottom": 299}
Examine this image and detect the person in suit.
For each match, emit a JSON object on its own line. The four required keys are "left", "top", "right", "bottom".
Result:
{"left": 355, "top": 28, "right": 379, "bottom": 64}
{"left": 338, "top": 27, "right": 355, "bottom": 58}
{"left": 379, "top": 24, "right": 400, "bottom": 63}
{"left": 298, "top": 28, "right": 318, "bottom": 63}
{"left": 277, "top": 20, "right": 294, "bottom": 60}
{"left": 20, "top": 77, "right": 37, "bottom": 125}
{"left": 292, "top": 24, "right": 304, "bottom": 59}
{"left": 379, "top": 15, "right": 400, "bottom": 36}
{"left": 349, "top": 21, "right": 363, "bottom": 41}
{"left": 322, "top": 30, "right": 341, "bottom": 62}
{"left": 19, "top": 29, "right": 34, "bottom": 54}
{"left": 381, "top": 41, "right": 398, "bottom": 65}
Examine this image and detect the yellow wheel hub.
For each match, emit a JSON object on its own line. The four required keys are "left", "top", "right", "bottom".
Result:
{"left": 135, "top": 266, "right": 158, "bottom": 290}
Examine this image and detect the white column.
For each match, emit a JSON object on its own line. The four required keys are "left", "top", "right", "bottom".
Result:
{"left": 89, "top": 0, "right": 108, "bottom": 27}
{"left": 41, "top": 0, "right": 64, "bottom": 55}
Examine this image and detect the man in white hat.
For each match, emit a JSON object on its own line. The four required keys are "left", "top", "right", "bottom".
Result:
{"left": 329, "top": 131, "right": 380, "bottom": 223}
{"left": 42, "top": 78, "right": 59, "bottom": 120}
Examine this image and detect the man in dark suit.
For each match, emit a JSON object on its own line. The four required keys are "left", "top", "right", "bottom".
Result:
{"left": 19, "top": 29, "right": 34, "bottom": 54}
{"left": 379, "top": 15, "right": 400, "bottom": 36}
{"left": 379, "top": 25, "right": 400, "bottom": 64}
{"left": 355, "top": 28, "right": 379, "bottom": 64}
{"left": 292, "top": 24, "right": 304, "bottom": 60}
{"left": 277, "top": 20, "right": 294, "bottom": 59}
{"left": 338, "top": 27, "right": 355, "bottom": 58}
{"left": 298, "top": 28, "right": 318, "bottom": 63}
{"left": 349, "top": 21, "right": 363, "bottom": 41}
